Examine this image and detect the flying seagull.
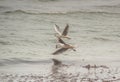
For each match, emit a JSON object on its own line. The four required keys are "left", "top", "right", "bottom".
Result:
{"left": 54, "top": 24, "right": 71, "bottom": 39}
{"left": 52, "top": 37, "right": 76, "bottom": 55}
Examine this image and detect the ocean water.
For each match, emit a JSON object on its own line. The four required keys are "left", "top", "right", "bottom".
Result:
{"left": 0, "top": 0, "right": 120, "bottom": 74}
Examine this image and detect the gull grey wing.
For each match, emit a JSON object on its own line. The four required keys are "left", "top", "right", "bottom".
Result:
{"left": 52, "top": 48, "right": 68, "bottom": 55}
{"left": 62, "top": 24, "right": 69, "bottom": 36}
{"left": 54, "top": 24, "right": 61, "bottom": 35}
{"left": 58, "top": 37, "right": 66, "bottom": 44}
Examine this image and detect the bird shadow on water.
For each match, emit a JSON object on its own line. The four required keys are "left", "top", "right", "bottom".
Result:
{"left": 49, "top": 58, "right": 70, "bottom": 82}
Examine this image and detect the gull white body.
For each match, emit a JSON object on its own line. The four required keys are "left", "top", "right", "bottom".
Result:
{"left": 53, "top": 37, "right": 76, "bottom": 55}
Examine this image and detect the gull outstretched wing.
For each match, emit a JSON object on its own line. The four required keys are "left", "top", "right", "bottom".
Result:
{"left": 58, "top": 37, "right": 66, "bottom": 44}
{"left": 52, "top": 48, "right": 68, "bottom": 55}
{"left": 62, "top": 24, "right": 69, "bottom": 36}
{"left": 54, "top": 24, "right": 61, "bottom": 35}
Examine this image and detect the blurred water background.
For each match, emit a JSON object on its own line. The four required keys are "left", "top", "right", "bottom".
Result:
{"left": 0, "top": 0, "right": 120, "bottom": 74}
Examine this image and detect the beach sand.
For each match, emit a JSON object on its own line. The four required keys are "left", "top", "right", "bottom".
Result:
{"left": 0, "top": 57, "right": 120, "bottom": 82}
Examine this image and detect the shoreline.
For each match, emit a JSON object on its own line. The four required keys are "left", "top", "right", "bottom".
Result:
{"left": 0, "top": 58, "right": 120, "bottom": 82}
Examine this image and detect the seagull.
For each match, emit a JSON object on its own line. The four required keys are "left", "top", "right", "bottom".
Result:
{"left": 54, "top": 24, "right": 71, "bottom": 39}
{"left": 52, "top": 37, "right": 76, "bottom": 55}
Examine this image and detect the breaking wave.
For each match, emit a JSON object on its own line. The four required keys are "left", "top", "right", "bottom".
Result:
{"left": 0, "top": 58, "right": 51, "bottom": 66}
{"left": 3, "top": 9, "right": 120, "bottom": 15}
